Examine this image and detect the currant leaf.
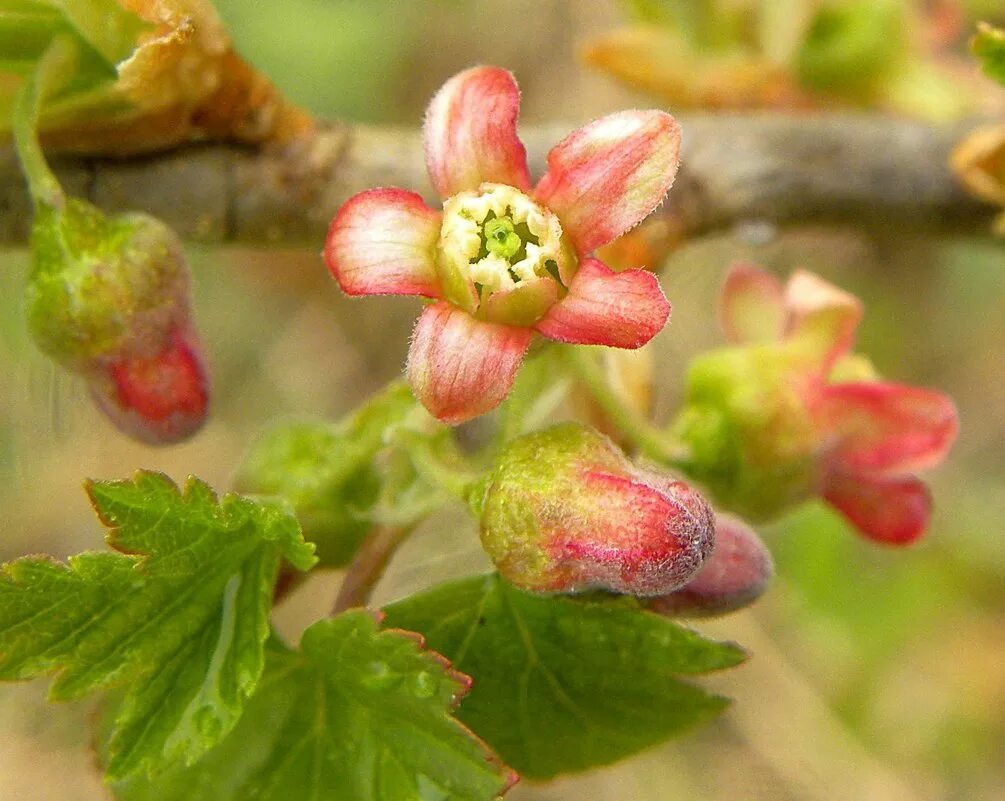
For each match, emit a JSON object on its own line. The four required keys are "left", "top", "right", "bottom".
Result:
{"left": 383, "top": 573, "right": 746, "bottom": 779}
{"left": 0, "top": 470, "right": 316, "bottom": 779}
{"left": 109, "top": 612, "right": 516, "bottom": 801}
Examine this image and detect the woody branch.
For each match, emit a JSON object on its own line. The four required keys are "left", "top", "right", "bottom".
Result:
{"left": 0, "top": 114, "right": 992, "bottom": 247}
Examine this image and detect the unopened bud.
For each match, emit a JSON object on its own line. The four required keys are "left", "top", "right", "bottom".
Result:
{"left": 670, "top": 346, "right": 818, "bottom": 519}
{"left": 646, "top": 514, "right": 773, "bottom": 617}
{"left": 88, "top": 325, "right": 209, "bottom": 445}
{"left": 476, "top": 423, "right": 715, "bottom": 595}
{"left": 24, "top": 198, "right": 209, "bottom": 443}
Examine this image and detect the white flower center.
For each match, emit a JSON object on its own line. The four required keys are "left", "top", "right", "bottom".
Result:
{"left": 437, "top": 183, "right": 571, "bottom": 303}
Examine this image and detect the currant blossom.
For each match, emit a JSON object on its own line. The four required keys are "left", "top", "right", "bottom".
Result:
{"left": 325, "top": 66, "right": 679, "bottom": 424}
{"left": 672, "top": 264, "right": 958, "bottom": 545}
{"left": 474, "top": 423, "right": 714, "bottom": 596}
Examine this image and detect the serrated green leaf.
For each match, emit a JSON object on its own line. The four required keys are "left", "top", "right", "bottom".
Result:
{"left": 0, "top": 470, "right": 316, "bottom": 780}
{"left": 110, "top": 612, "right": 515, "bottom": 801}
{"left": 383, "top": 573, "right": 746, "bottom": 779}
{"left": 973, "top": 22, "right": 1005, "bottom": 86}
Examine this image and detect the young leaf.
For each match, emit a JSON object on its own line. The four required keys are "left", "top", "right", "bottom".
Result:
{"left": 109, "top": 612, "right": 516, "bottom": 801}
{"left": 973, "top": 22, "right": 1005, "bottom": 86}
{"left": 383, "top": 573, "right": 746, "bottom": 779}
{"left": 0, "top": 471, "right": 316, "bottom": 780}
{"left": 0, "top": 0, "right": 147, "bottom": 103}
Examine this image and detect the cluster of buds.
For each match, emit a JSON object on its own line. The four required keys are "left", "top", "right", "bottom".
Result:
{"left": 473, "top": 423, "right": 772, "bottom": 613}
{"left": 670, "top": 263, "right": 957, "bottom": 544}
{"left": 326, "top": 66, "right": 679, "bottom": 425}
{"left": 25, "top": 198, "right": 208, "bottom": 444}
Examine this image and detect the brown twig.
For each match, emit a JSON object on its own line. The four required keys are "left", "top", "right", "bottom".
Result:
{"left": 330, "top": 525, "right": 412, "bottom": 615}
{"left": 0, "top": 114, "right": 993, "bottom": 248}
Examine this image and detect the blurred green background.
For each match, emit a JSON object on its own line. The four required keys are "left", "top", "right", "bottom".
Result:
{"left": 1, "top": 1, "right": 1005, "bottom": 800}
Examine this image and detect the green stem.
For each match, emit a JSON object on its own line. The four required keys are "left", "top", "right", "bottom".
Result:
{"left": 13, "top": 37, "right": 77, "bottom": 211}
{"left": 397, "top": 430, "right": 482, "bottom": 504}
{"left": 331, "top": 525, "right": 413, "bottom": 614}
{"left": 564, "top": 346, "right": 687, "bottom": 464}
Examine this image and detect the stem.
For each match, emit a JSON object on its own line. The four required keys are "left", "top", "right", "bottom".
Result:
{"left": 398, "top": 430, "right": 481, "bottom": 503}
{"left": 565, "top": 346, "right": 685, "bottom": 464}
{"left": 13, "top": 37, "right": 76, "bottom": 210}
{"left": 331, "top": 525, "right": 412, "bottom": 614}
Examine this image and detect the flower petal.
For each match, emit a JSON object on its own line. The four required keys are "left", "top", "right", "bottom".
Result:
{"left": 423, "top": 66, "right": 531, "bottom": 199}
{"left": 784, "top": 270, "right": 863, "bottom": 371}
{"left": 325, "top": 188, "right": 442, "bottom": 297}
{"left": 814, "top": 381, "right": 958, "bottom": 474}
{"left": 718, "top": 263, "right": 786, "bottom": 344}
{"left": 406, "top": 301, "right": 533, "bottom": 425}
{"left": 823, "top": 471, "right": 931, "bottom": 545}
{"left": 534, "top": 110, "right": 681, "bottom": 254}
{"left": 534, "top": 258, "right": 670, "bottom": 348}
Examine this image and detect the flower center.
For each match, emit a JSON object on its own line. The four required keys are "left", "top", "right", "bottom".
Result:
{"left": 436, "top": 183, "right": 575, "bottom": 320}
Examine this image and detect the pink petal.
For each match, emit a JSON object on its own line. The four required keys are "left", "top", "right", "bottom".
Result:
{"left": 784, "top": 270, "right": 863, "bottom": 371}
{"left": 534, "top": 258, "right": 670, "bottom": 348}
{"left": 325, "top": 188, "right": 442, "bottom": 297}
{"left": 406, "top": 301, "right": 533, "bottom": 425}
{"left": 823, "top": 471, "right": 931, "bottom": 545}
{"left": 814, "top": 381, "right": 958, "bottom": 474}
{"left": 423, "top": 66, "right": 531, "bottom": 198}
{"left": 646, "top": 513, "right": 774, "bottom": 617}
{"left": 534, "top": 110, "right": 681, "bottom": 254}
{"left": 718, "top": 263, "right": 786, "bottom": 344}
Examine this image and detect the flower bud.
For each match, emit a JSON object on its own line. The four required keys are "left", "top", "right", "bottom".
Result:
{"left": 669, "top": 345, "right": 818, "bottom": 520}
{"left": 24, "top": 198, "right": 209, "bottom": 443}
{"left": 476, "top": 423, "right": 715, "bottom": 595}
{"left": 87, "top": 325, "right": 209, "bottom": 445}
{"left": 646, "top": 514, "right": 773, "bottom": 618}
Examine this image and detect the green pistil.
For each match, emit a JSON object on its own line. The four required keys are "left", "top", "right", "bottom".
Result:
{"left": 483, "top": 217, "right": 522, "bottom": 259}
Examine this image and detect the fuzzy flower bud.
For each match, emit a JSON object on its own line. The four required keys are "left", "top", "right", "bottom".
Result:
{"left": 475, "top": 423, "right": 715, "bottom": 595}
{"left": 646, "top": 514, "right": 773, "bottom": 618}
{"left": 24, "top": 198, "right": 208, "bottom": 444}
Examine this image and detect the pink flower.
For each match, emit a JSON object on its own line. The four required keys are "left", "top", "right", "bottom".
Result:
{"left": 717, "top": 264, "right": 958, "bottom": 544}
{"left": 325, "top": 66, "right": 678, "bottom": 424}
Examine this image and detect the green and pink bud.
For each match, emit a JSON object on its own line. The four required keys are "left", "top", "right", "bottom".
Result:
{"left": 326, "top": 66, "right": 678, "bottom": 425}
{"left": 646, "top": 514, "right": 773, "bottom": 617}
{"left": 24, "top": 198, "right": 208, "bottom": 444}
{"left": 672, "top": 263, "right": 957, "bottom": 544}
{"left": 475, "top": 423, "right": 715, "bottom": 595}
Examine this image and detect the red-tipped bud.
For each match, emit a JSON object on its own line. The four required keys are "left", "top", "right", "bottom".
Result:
{"left": 24, "top": 198, "right": 209, "bottom": 444}
{"left": 646, "top": 514, "right": 773, "bottom": 617}
{"left": 88, "top": 325, "right": 209, "bottom": 445}
{"left": 475, "top": 423, "right": 715, "bottom": 595}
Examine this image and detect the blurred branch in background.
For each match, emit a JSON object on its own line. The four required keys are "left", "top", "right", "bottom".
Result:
{"left": 0, "top": 114, "right": 994, "bottom": 247}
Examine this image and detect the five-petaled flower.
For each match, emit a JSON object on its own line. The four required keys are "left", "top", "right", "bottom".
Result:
{"left": 325, "top": 66, "right": 679, "bottom": 424}
{"left": 672, "top": 263, "right": 958, "bottom": 545}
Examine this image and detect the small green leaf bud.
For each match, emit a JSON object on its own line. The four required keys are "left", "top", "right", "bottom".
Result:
{"left": 235, "top": 421, "right": 380, "bottom": 567}
{"left": 477, "top": 422, "right": 715, "bottom": 595}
